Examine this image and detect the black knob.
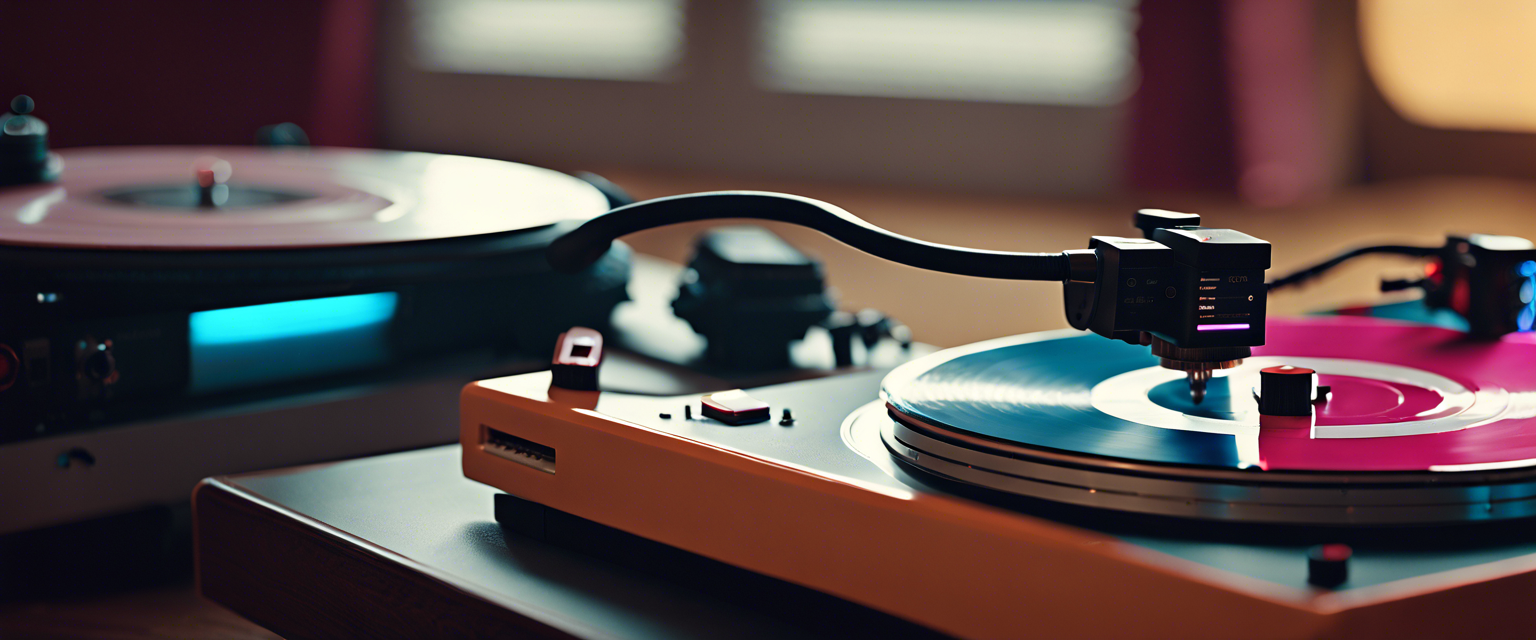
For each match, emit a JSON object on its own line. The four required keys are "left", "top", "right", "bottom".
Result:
{"left": 1133, "top": 209, "right": 1202, "bottom": 239}
{"left": 825, "top": 311, "right": 859, "bottom": 368}
{"left": 10, "top": 95, "right": 34, "bottom": 115}
{"left": 856, "top": 309, "right": 891, "bottom": 349}
{"left": 1, "top": 95, "right": 61, "bottom": 186}
{"left": 57, "top": 447, "right": 96, "bottom": 469}
{"left": 1307, "top": 544, "right": 1351, "bottom": 588}
{"left": 672, "top": 226, "right": 834, "bottom": 370}
{"left": 255, "top": 122, "right": 310, "bottom": 147}
{"left": 1257, "top": 365, "right": 1316, "bottom": 416}
{"left": 85, "top": 349, "right": 116, "bottom": 383}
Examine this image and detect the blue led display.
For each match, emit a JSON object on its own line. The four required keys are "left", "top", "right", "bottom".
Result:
{"left": 190, "top": 293, "right": 398, "bottom": 345}
{"left": 189, "top": 293, "right": 399, "bottom": 394}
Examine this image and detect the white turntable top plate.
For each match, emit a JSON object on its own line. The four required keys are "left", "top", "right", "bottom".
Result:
{"left": 0, "top": 147, "right": 610, "bottom": 250}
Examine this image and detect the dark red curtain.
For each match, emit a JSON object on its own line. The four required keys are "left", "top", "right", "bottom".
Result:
{"left": 1128, "top": 0, "right": 1240, "bottom": 193}
{"left": 1, "top": 0, "right": 376, "bottom": 148}
{"left": 1129, "top": 0, "right": 1331, "bottom": 203}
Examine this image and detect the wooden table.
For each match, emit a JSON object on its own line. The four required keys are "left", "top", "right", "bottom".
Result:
{"left": 0, "top": 581, "right": 277, "bottom": 640}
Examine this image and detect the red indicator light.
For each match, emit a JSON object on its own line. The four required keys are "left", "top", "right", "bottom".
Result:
{"left": 1317, "top": 543, "right": 1352, "bottom": 562}
{"left": 0, "top": 344, "right": 18, "bottom": 391}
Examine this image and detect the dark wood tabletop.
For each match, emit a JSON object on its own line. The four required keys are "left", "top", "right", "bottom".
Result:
{"left": 194, "top": 444, "right": 941, "bottom": 639}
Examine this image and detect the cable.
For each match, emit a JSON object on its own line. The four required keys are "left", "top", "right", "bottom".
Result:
{"left": 547, "top": 191, "right": 1071, "bottom": 281}
{"left": 1266, "top": 244, "right": 1438, "bottom": 291}
{"left": 572, "top": 171, "right": 636, "bottom": 209}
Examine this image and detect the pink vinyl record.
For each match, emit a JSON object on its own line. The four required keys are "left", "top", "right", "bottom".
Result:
{"left": 1251, "top": 317, "right": 1536, "bottom": 471}
{"left": 0, "top": 147, "right": 610, "bottom": 250}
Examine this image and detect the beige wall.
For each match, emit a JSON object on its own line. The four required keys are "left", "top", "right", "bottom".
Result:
{"left": 376, "top": 0, "right": 1126, "bottom": 196}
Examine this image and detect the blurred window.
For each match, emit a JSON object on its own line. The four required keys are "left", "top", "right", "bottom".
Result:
{"left": 1361, "top": 0, "right": 1536, "bottom": 132}
{"left": 412, "top": 0, "right": 684, "bottom": 80}
{"left": 760, "top": 0, "right": 1136, "bottom": 105}
{"left": 393, "top": 0, "right": 1136, "bottom": 194}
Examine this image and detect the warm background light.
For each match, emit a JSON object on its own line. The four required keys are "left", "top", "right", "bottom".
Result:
{"left": 1362, "top": 0, "right": 1536, "bottom": 131}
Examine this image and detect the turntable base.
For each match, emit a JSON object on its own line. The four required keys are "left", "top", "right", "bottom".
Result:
{"left": 460, "top": 361, "right": 1536, "bottom": 639}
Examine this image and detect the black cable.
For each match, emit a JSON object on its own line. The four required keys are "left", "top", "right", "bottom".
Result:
{"left": 547, "top": 191, "right": 1071, "bottom": 281}
{"left": 572, "top": 171, "right": 636, "bottom": 209}
{"left": 1266, "top": 244, "right": 1438, "bottom": 291}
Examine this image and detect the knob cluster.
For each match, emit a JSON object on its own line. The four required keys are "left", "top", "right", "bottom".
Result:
{"left": 0, "top": 95, "right": 62, "bottom": 186}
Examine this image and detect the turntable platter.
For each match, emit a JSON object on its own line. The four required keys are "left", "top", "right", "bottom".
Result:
{"left": 0, "top": 147, "right": 610, "bottom": 250}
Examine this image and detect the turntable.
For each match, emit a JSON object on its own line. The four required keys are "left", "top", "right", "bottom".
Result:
{"left": 0, "top": 96, "right": 630, "bottom": 535}
{"left": 462, "top": 193, "right": 1536, "bottom": 638}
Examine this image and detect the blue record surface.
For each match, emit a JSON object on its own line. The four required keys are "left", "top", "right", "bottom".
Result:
{"left": 882, "top": 332, "right": 1245, "bottom": 469}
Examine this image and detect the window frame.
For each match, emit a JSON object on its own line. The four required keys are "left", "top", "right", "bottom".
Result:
{"left": 379, "top": 0, "right": 1128, "bottom": 195}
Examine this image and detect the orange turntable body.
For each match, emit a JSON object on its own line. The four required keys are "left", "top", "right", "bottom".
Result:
{"left": 462, "top": 364, "right": 1536, "bottom": 639}
{"left": 450, "top": 187, "right": 1536, "bottom": 638}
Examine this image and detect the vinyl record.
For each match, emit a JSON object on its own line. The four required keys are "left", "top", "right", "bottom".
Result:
{"left": 0, "top": 146, "right": 609, "bottom": 250}
{"left": 877, "top": 317, "right": 1536, "bottom": 524}
{"left": 885, "top": 316, "right": 1536, "bottom": 473}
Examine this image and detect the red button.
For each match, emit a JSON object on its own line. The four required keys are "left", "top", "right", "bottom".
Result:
{"left": 701, "top": 390, "right": 770, "bottom": 425}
